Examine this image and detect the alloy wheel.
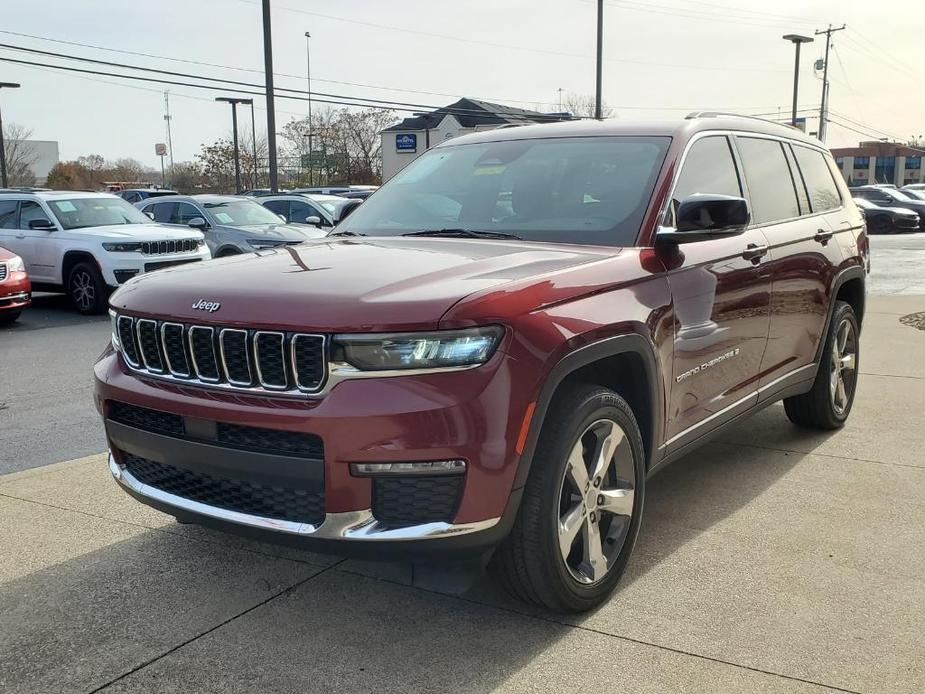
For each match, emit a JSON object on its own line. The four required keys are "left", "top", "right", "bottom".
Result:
{"left": 71, "top": 270, "right": 95, "bottom": 312}
{"left": 829, "top": 317, "right": 857, "bottom": 416}
{"left": 557, "top": 418, "right": 636, "bottom": 585}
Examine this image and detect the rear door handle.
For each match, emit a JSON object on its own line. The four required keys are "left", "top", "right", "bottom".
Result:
{"left": 814, "top": 228, "right": 834, "bottom": 243}
{"left": 742, "top": 243, "right": 769, "bottom": 262}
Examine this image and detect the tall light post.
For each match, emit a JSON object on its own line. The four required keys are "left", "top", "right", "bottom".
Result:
{"left": 262, "top": 0, "right": 279, "bottom": 192}
{"left": 0, "top": 82, "right": 21, "bottom": 188}
{"left": 249, "top": 100, "right": 258, "bottom": 188}
{"left": 594, "top": 0, "right": 603, "bottom": 119}
{"left": 304, "top": 31, "right": 314, "bottom": 186}
{"left": 216, "top": 97, "right": 252, "bottom": 193}
{"left": 782, "top": 34, "right": 814, "bottom": 128}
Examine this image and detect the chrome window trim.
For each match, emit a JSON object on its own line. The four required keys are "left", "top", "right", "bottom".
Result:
{"left": 219, "top": 328, "right": 253, "bottom": 386}
{"left": 116, "top": 315, "right": 140, "bottom": 367}
{"left": 109, "top": 453, "right": 498, "bottom": 540}
{"left": 188, "top": 326, "right": 220, "bottom": 383}
{"left": 290, "top": 333, "right": 327, "bottom": 393}
{"left": 254, "top": 331, "right": 288, "bottom": 390}
{"left": 160, "top": 322, "right": 191, "bottom": 378}
{"left": 136, "top": 319, "right": 165, "bottom": 374}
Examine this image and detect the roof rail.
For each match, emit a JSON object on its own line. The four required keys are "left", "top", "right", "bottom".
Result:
{"left": 685, "top": 111, "right": 793, "bottom": 129}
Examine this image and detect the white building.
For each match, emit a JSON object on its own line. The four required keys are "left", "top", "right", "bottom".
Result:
{"left": 380, "top": 98, "right": 571, "bottom": 182}
{"left": 14, "top": 140, "right": 59, "bottom": 185}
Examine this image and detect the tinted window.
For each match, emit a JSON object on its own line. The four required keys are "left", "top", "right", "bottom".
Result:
{"left": 337, "top": 136, "right": 671, "bottom": 246}
{"left": 263, "top": 200, "right": 289, "bottom": 220}
{"left": 148, "top": 202, "right": 177, "bottom": 224}
{"left": 668, "top": 136, "right": 740, "bottom": 225}
{"left": 291, "top": 200, "right": 329, "bottom": 225}
{"left": 171, "top": 202, "right": 202, "bottom": 224}
{"left": 0, "top": 200, "right": 17, "bottom": 228}
{"left": 736, "top": 137, "right": 800, "bottom": 224}
{"left": 793, "top": 146, "right": 840, "bottom": 212}
{"left": 19, "top": 201, "right": 49, "bottom": 229}
{"left": 783, "top": 145, "right": 810, "bottom": 214}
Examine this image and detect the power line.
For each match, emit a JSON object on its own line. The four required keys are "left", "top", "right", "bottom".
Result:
{"left": 658, "top": 0, "right": 824, "bottom": 24}
{"left": 601, "top": 0, "right": 816, "bottom": 30}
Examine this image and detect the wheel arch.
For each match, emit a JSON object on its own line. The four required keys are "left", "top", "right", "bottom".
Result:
{"left": 513, "top": 333, "right": 662, "bottom": 490}
{"left": 61, "top": 250, "right": 100, "bottom": 285}
{"left": 814, "top": 265, "right": 866, "bottom": 365}
{"left": 214, "top": 245, "right": 243, "bottom": 257}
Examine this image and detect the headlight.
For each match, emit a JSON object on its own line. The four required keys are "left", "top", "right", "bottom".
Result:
{"left": 334, "top": 326, "right": 503, "bottom": 371}
{"left": 102, "top": 242, "right": 143, "bottom": 252}
{"left": 110, "top": 310, "right": 120, "bottom": 349}
{"left": 6, "top": 255, "right": 24, "bottom": 272}
{"left": 246, "top": 238, "right": 285, "bottom": 249}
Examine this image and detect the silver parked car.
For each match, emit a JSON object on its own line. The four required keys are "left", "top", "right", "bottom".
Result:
{"left": 137, "top": 195, "right": 325, "bottom": 257}
{"left": 258, "top": 194, "right": 362, "bottom": 229}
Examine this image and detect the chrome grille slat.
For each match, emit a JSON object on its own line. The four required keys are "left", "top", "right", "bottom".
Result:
{"left": 140, "top": 239, "right": 198, "bottom": 255}
{"left": 114, "top": 313, "right": 327, "bottom": 396}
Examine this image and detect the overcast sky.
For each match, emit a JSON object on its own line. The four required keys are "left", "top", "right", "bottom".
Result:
{"left": 0, "top": 0, "right": 920, "bottom": 167}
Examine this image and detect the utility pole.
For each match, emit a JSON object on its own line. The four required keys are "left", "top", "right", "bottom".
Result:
{"left": 249, "top": 100, "right": 258, "bottom": 188}
{"left": 305, "top": 31, "right": 314, "bottom": 186}
{"left": 163, "top": 91, "right": 175, "bottom": 170}
{"left": 262, "top": 0, "right": 279, "bottom": 192}
{"left": 594, "top": 0, "right": 603, "bottom": 119}
{"left": 815, "top": 24, "right": 846, "bottom": 143}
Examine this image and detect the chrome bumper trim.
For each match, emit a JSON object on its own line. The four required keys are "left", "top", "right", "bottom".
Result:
{"left": 108, "top": 454, "right": 499, "bottom": 541}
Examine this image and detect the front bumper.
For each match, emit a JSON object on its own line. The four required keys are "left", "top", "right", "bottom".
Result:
{"left": 94, "top": 347, "right": 531, "bottom": 557}
{"left": 0, "top": 272, "right": 31, "bottom": 311}
{"left": 102, "top": 248, "right": 211, "bottom": 287}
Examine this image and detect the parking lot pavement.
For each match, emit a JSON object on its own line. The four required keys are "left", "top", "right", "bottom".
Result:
{"left": 867, "top": 232, "right": 925, "bottom": 295}
{"left": 1, "top": 294, "right": 923, "bottom": 694}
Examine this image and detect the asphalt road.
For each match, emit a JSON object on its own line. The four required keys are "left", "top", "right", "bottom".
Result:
{"left": 1, "top": 231, "right": 923, "bottom": 475}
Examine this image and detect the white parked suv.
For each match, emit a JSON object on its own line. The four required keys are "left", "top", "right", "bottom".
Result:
{"left": 0, "top": 191, "right": 210, "bottom": 314}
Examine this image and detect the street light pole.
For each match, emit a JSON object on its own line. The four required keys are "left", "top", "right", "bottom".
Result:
{"left": 305, "top": 31, "right": 314, "bottom": 186}
{"left": 262, "top": 0, "right": 279, "bottom": 192}
{"left": 782, "top": 34, "right": 814, "bottom": 128}
{"left": 216, "top": 97, "right": 253, "bottom": 193}
{"left": 594, "top": 0, "right": 603, "bottom": 120}
{"left": 0, "top": 82, "right": 21, "bottom": 188}
{"left": 249, "top": 100, "right": 258, "bottom": 188}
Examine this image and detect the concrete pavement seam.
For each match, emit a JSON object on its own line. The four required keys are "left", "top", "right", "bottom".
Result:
{"left": 858, "top": 371, "right": 925, "bottom": 380}
{"left": 333, "top": 565, "right": 861, "bottom": 694}
{"left": 713, "top": 440, "right": 925, "bottom": 472}
{"left": 86, "top": 558, "right": 346, "bottom": 693}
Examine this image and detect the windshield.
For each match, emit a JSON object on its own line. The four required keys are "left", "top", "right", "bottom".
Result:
{"left": 900, "top": 189, "right": 925, "bottom": 201}
{"left": 336, "top": 136, "right": 670, "bottom": 246}
{"left": 48, "top": 197, "right": 152, "bottom": 229}
{"left": 853, "top": 197, "right": 873, "bottom": 209}
{"left": 203, "top": 199, "right": 286, "bottom": 225}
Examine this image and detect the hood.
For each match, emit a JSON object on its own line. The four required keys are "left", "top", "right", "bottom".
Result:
{"left": 222, "top": 223, "right": 325, "bottom": 241}
{"left": 111, "top": 237, "right": 618, "bottom": 332}
{"left": 60, "top": 223, "right": 204, "bottom": 241}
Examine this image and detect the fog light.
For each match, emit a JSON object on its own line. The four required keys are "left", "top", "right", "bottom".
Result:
{"left": 350, "top": 460, "right": 466, "bottom": 477}
{"left": 114, "top": 269, "right": 140, "bottom": 284}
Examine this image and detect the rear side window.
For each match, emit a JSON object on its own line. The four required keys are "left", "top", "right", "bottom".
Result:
{"left": 736, "top": 137, "right": 800, "bottom": 224}
{"left": 792, "top": 146, "right": 841, "bottom": 212}
{"left": 0, "top": 200, "right": 17, "bottom": 228}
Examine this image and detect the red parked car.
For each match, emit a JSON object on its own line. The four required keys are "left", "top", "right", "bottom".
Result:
{"left": 0, "top": 246, "right": 31, "bottom": 324}
{"left": 95, "top": 114, "right": 867, "bottom": 612}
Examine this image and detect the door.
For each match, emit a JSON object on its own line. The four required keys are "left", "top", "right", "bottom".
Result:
{"left": 16, "top": 200, "right": 60, "bottom": 283}
{"left": 750, "top": 140, "right": 846, "bottom": 390}
{"left": 661, "top": 135, "right": 773, "bottom": 448}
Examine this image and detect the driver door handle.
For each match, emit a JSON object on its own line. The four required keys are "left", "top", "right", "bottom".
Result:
{"left": 742, "top": 243, "right": 769, "bottom": 262}
{"left": 814, "top": 228, "right": 834, "bottom": 243}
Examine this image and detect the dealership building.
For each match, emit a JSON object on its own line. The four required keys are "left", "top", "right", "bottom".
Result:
{"left": 380, "top": 98, "right": 572, "bottom": 181}
{"left": 830, "top": 141, "right": 925, "bottom": 187}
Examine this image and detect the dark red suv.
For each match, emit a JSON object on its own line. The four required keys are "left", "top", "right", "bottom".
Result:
{"left": 95, "top": 114, "right": 867, "bottom": 612}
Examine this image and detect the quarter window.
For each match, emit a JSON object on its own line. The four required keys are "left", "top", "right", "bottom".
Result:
{"left": 667, "top": 136, "right": 741, "bottom": 226}
{"left": 792, "top": 146, "right": 841, "bottom": 212}
{"left": 736, "top": 137, "right": 801, "bottom": 224}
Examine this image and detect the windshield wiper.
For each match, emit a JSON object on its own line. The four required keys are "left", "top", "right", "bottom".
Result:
{"left": 328, "top": 230, "right": 366, "bottom": 237}
{"left": 402, "top": 228, "right": 522, "bottom": 240}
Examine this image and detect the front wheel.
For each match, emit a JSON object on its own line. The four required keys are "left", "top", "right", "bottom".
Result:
{"left": 0, "top": 310, "right": 22, "bottom": 325}
{"left": 492, "top": 383, "right": 646, "bottom": 613}
{"left": 67, "top": 261, "right": 109, "bottom": 315}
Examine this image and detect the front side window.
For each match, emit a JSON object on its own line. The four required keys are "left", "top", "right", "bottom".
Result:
{"left": 47, "top": 197, "right": 152, "bottom": 230}
{"left": 336, "top": 136, "right": 671, "bottom": 246}
{"left": 792, "top": 146, "right": 841, "bottom": 213}
{"left": 145, "top": 202, "right": 175, "bottom": 224}
{"left": 171, "top": 202, "right": 203, "bottom": 225}
{"left": 736, "top": 137, "right": 800, "bottom": 224}
{"left": 291, "top": 201, "right": 329, "bottom": 225}
{"left": 263, "top": 200, "right": 289, "bottom": 220}
{"left": 19, "top": 201, "right": 49, "bottom": 229}
{"left": 667, "top": 136, "right": 741, "bottom": 226}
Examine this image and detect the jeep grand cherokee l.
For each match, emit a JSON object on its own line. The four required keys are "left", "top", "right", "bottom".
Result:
{"left": 95, "top": 114, "right": 867, "bottom": 612}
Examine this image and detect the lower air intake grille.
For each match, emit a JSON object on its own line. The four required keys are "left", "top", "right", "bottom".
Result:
{"left": 122, "top": 453, "right": 325, "bottom": 525}
{"left": 372, "top": 476, "right": 463, "bottom": 528}
{"left": 109, "top": 401, "right": 184, "bottom": 435}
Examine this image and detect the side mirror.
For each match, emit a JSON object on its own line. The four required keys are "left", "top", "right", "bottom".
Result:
{"left": 28, "top": 218, "right": 56, "bottom": 230}
{"left": 144, "top": 211, "right": 155, "bottom": 221}
{"left": 657, "top": 194, "right": 750, "bottom": 245}
{"left": 304, "top": 215, "right": 322, "bottom": 227}
{"left": 277, "top": 213, "right": 288, "bottom": 223}
{"left": 188, "top": 217, "right": 208, "bottom": 230}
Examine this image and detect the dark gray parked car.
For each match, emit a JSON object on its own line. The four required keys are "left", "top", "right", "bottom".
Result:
{"left": 137, "top": 195, "right": 325, "bottom": 256}
{"left": 852, "top": 186, "right": 925, "bottom": 223}
{"left": 853, "top": 197, "right": 920, "bottom": 233}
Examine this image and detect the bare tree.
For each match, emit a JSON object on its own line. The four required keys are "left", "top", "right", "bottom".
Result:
{"left": 563, "top": 93, "right": 614, "bottom": 119}
{"left": 3, "top": 123, "right": 38, "bottom": 186}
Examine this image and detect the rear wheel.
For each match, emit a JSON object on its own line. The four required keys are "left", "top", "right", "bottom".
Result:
{"left": 784, "top": 300, "right": 859, "bottom": 429}
{"left": 67, "top": 262, "right": 109, "bottom": 315}
{"left": 492, "top": 383, "right": 645, "bottom": 613}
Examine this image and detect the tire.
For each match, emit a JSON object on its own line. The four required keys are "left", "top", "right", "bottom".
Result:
{"left": 67, "top": 261, "right": 109, "bottom": 315}
{"left": 491, "top": 383, "right": 646, "bottom": 613}
{"left": 0, "top": 310, "right": 22, "bottom": 325}
{"left": 868, "top": 215, "right": 891, "bottom": 235}
{"left": 784, "top": 300, "right": 860, "bottom": 429}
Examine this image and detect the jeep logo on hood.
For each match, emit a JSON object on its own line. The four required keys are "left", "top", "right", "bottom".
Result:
{"left": 191, "top": 299, "right": 221, "bottom": 313}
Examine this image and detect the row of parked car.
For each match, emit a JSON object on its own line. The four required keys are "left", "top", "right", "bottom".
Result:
{"left": 0, "top": 187, "right": 370, "bottom": 321}
{"left": 850, "top": 183, "right": 925, "bottom": 233}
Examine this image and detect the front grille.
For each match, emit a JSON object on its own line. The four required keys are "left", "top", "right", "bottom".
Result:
{"left": 122, "top": 453, "right": 325, "bottom": 525}
{"left": 0, "top": 264, "right": 7, "bottom": 282}
{"left": 108, "top": 401, "right": 324, "bottom": 459}
{"left": 114, "top": 314, "right": 326, "bottom": 395}
{"left": 141, "top": 239, "right": 199, "bottom": 255}
{"left": 372, "top": 476, "right": 463, "bottom": 527}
